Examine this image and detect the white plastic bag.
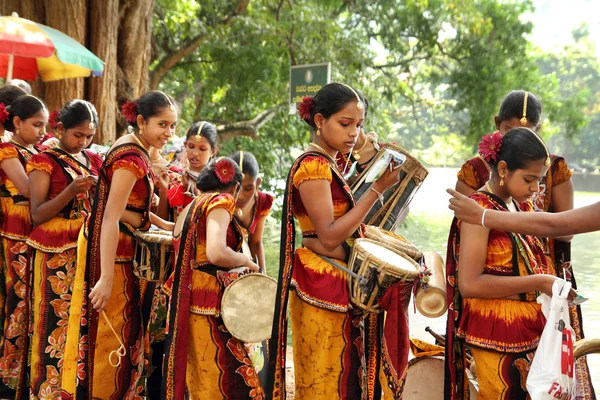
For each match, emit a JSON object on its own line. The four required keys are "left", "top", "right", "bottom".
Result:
{"left": 526, "top": 279, "right": 576, "bottom": 400}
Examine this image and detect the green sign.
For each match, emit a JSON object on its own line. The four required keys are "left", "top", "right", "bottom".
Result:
{"left": 289, "top": 63, "right": 331, "bottom": 103}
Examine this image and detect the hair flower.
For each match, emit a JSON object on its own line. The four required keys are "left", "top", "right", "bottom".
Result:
{"left": 297, "top": 96, "right": 314, "bottom": 121}
{"left": 0, "top": 103, "right": 8, "bottom": 124}
{"left": 214, "top": 158, "right": 236, "bottom": 184}
{"left": 478, "top": 132, "right": 503, "bottom": 163}
{"left": 121, "top": 100, "right": 138, "bottom": 123}
{"left": 48, "top": 110, "right": 60, "bottom": 130}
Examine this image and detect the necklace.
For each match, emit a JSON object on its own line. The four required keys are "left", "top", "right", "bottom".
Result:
{"left": 484, "top": 181, "right": 495, "bottom": 195}
{"left": 309, "top": 142, "right": 335, "bottom": 162}
{"left": 130, "top": 132, "right": 147, "bottom": 150}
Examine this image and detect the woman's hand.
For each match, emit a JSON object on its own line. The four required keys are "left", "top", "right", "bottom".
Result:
{"left": 539, "top": 275, "right": 576, "bottom": 301}
{"left": 244, "top": 258, "right": 261, "bottom": 273}
{"left": 447, "top": 189, "right": 484, "bottom": 225}
{"left": 155, "top": 169, "right": 170, "bottom": 192}
{"left": 89, "top": 276, "right": 113, "bottom": 312}
{"left": 372, "top": 160, "right": 402, "bottom": 192}
{"left": 68, "top": 176, "right": 94, "bottom": 196}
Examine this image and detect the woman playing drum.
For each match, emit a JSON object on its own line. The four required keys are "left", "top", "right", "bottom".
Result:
{"left": 27, "top": 100, "right": 103, "bottom": 398}
{"left": 266, "top": 83, "right": 401, "bottom": 400}
{"left": 230, "top": 150, "right": 273, "bottom": 272}
{"left": 61, "top": 91, "right": 176, "bottom": 400}
{"left": 161, "top": 157, "right": 260, "bottom": 400}
{"left": 445, "top": 128, "right": 577, "bottom": 400}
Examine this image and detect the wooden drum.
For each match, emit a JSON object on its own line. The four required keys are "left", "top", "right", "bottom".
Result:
{"left": 415, "top": 251, "right": 448, "bottom": 318}
{"left": 132, "top": 229, "right": 173, "bottom": 283}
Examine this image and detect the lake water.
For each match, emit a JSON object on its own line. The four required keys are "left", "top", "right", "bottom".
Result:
{"left": 405, "top": 168, "right": 600, "bottom": 387}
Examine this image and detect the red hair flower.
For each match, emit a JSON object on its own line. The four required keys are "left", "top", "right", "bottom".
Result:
{"left": 478, "top": 132, "right": 503, "bottom": 163}
{"left": 297, "top": 96, "right": 314, "bottom": 121}
{"left": 0, "top": 103, "right": 8, "bottom": 124}
{"left": 214, "top": 158, "right": 236, "bottom": 184}
{"left": 121, "top": 100, "right": 138, "bottom": 123}
{"left": 48, "top": 110, "right": 60, "bottom": 130}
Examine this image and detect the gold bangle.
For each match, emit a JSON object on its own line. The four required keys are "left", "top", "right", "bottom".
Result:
{"left": 370, "top": 187, "right": 384, "bottom": 206}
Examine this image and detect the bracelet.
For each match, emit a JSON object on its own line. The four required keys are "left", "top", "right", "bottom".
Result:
{"left": 370, "top": 187, "right": 384, "bottom": 206}
{"left": 481, "top": 209, "right": 488, "bottom": 227}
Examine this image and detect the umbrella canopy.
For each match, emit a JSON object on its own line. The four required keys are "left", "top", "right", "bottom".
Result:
{"left": 0, "top": 12, "right": 104, "bottom": 82}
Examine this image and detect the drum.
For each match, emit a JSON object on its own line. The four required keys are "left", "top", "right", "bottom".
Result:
{"left": 351, "top": 144, "right": 428, "bottom": 232}
{"left": 348, "top": 238, "right": 419, "bottom": 313}
{"left": 132, "top": 229, "right": 173, "bottom": 283}
{"left": 221, "top": 273, "right": 277, "bottom": 342}
{"left": 404, "top": 356, "right": 478, "bottom": 399}
{"left": 365, "top": 225, "right": 422, "bottom": 261}
{"left": 415, "top": 251, "right": 448, "bottom": 318}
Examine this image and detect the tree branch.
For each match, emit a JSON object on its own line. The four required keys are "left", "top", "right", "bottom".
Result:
{"left": 216, "top": 108, "right": 280, "bottom": 140}
{"left": 149, "top": 0, "right": 250, "bottom": 89}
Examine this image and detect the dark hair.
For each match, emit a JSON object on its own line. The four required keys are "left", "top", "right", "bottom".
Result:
{"left": 196, "top": 157, "right": 243, "bottom": 192}
{"left": 498, "top": 90, "right": 542, "bottom": 126}
{"left": 0, "top": 85, "right": 28, "bottom": 121}
{"left": 3, "top": 94, "right": 47, "bottom": 132}
{"left": 58, "top": 100, "right": 98, "bottom": 130}
{"left": 491, "top": 127, "right": 548, "bottom": 171}
{"left": 300, "top": 83, "right": 365, "bottom": 130}
{"left": 185, "top": 121, "right": 219, "bottom": 149}
{"left": 125, "top": 90, "right": 178, "bottom": 128}
{"left": 7, "top": 79, "right": 32, "bottom": 95}
{"left": 229, "top": 150, "right": 259, "bottom": 178}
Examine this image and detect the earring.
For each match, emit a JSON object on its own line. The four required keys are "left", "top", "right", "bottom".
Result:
{"left": 316, "top": 127, "right": 321, "bottom": 136}
{"left": 500, "top": 176, "right": 504, "bottom": 186}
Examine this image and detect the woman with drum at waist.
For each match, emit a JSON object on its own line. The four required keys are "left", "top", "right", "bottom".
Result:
{"left": 230, "top": 150, "right": 273, "bottom": 272}
{"left": 0, "top": 92, "right": 48, "bottom": 400}
{"left": 445, "top": 128, "right": 577, "bottom": 399}
{"left": 161, "top": 157, "right": 260, "bottom": 399}
{"left": 61, "top": 91, "right": 176, "bottom": 400}
{"left": 167, "top": 121, "right": 218, "bottom": 221}
{"left": 26, "top": 100, "right": 103, "bottom": 399}
{"left": 266, "top": 82, "right": 401, "bottom": 400}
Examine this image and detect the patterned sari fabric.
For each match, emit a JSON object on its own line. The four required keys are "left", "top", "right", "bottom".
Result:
{"left": 26, "top": 149, "right": 102, "bottom": 399}
{"left": 61, "top": 143, "right": 154, "bottom": 400}
{"left": 162, "top": 192, "right": 264, "bottom": 400}
{"left": 457, "top": 153, "right": 596, "bottom": 398}
{"left": 266, "top": 153, "right": 384, "bottom": 400}
{"left": 0, "top": 141, "right": 43, "bottom": 399}
{"left": 445, "top": 192, "right": 555, "bottom": 399}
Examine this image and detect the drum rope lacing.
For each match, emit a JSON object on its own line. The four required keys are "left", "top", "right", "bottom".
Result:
{"left": 102, "top": 310, "right": 127, "bottom": 367}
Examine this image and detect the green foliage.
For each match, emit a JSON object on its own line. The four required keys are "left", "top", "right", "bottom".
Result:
{"left": 151, "top": 0, "right": 593, "bottom": 187}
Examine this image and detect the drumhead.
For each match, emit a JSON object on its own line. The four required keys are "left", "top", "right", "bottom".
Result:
{"left": 134, "top": 229, "right": 173, "bottom": 245}
{"left": 404, "top": 356, "right": 444, "bottom": 399}
{"left": 221, "top": 274, "right": 277, "bottom": 342}
{"left": 357, "top": 240, "right": 419, "bottom": 277}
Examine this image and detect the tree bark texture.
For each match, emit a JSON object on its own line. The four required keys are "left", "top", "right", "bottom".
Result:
{"left": 0, "top": 0, "right": 154, "bottom": 144}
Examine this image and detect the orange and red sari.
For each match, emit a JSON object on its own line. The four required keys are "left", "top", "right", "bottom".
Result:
{"left": 162, "top": 192, "right": 264, "bottom": 400}
{"left": 0, "top": 141, "right": 43, "bottom": 399}
{"left": 457, "top": 152, "right": 596, "bottom": 398}
{"left": 61, "top": 143, "right": 153, "bottom": 400}
{"left": 266, "top": 152, "right": 386, "bottom": 400}
{"left": 26, "top": 148, "right": 102, "bottom": 399}
{"left": 445, "top": 192, "right": 554, "bottom": 399}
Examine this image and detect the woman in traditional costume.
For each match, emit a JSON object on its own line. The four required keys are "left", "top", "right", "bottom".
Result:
{"left": 445, "top": 128, "right": 576, "bottom": 399}
{"left": 0, "top": 93, "right": 48, "bottom": 399}
{"left": 161, "top": 157, "right": 260, "bottom": 399}
{"left": 266, "top": 83, "right": 402, "bottom": 400}
{"left": 167, "top": 121, "right": 218, "bottom": 221}
{"left": 0, "top": 85, "right": 28, "bottom": 143}
{"left": 229, "top": 151, "right": 272, "bottom": 272}
{"left": 61, "top": 91, "right": 177, "bottom": 400}
{"left": 27, "top": 100, "right": 103, "bottom": 399}
{"left": 453, "top": 91, "right": 594, "bottom": 398}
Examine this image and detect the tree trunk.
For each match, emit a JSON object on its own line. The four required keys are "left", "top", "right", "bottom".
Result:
{"left": 88, "top": 0, "right": 119, "bottom": 144}
{"left": 42, "top": 0, "right": 87, "bottom": 113}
